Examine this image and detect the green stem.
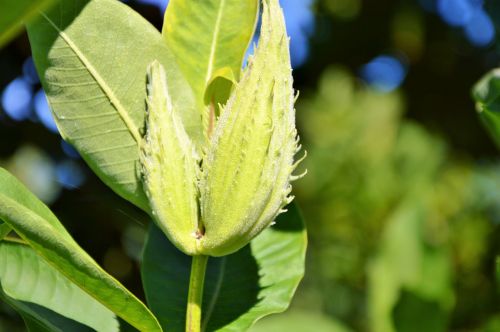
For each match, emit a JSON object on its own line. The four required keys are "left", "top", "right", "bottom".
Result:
{"left": 186, "top": 255, "right": 209, "bottom": 332}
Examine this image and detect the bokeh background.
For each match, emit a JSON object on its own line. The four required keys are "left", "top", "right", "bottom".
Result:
{"left": 1, "top": 0, "right": 500, "bottom": 331}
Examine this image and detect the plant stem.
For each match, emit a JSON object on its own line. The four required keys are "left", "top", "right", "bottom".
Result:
{"left": 186, "top": 255, "right": 209, "bottom": 332}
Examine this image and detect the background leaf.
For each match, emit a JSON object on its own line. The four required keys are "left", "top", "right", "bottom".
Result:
{"left": 368, "top": 197, "right": 454, "bottom": 332}
{"left": 473, "top": 68, "right": 500, "bottom": 149}
{"left": 249, "top": 310, "right": 353, "bottom": 332}
{"left": 141, "top": 204, "right": 307, "bottom": 332}
{"left": 0, "top": 168, "right": 161, "bottom": 332}
{"left": 0, "top": 239, "right": 118, "bottom": 332}
{"left": 27, "top": 0, "right": 202, "bottom": 211}
{"left": 0, "top": 0, "right": 55, "bottom": 48}
{"left": 163, "top": 0, "right": 258, "bottom": 110}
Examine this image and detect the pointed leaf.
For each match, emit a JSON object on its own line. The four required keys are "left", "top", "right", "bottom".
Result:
{"left": 0, "top": 240, "right": 118, "bottom": 332}
{"left": 473, "top": 68, "right": 500, "bottom": 149}
{"left": 27, "top": 0, "right": 202, "bottom": 211}
{"left": 141, "top": 203, "right": 307, "bottom": 332}
{"left": 163, "top": 0, "right": 258, "bottom": 110}
{"left": 0, "top": 0, "right": 55, "bottom": 48}
{"left": 0, "top": 168, "right": 162, "bottom": 332}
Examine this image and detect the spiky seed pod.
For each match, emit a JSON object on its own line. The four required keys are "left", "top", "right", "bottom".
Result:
{"left": 140, "top": 0, "right": 304, "bottom": 257}
{"left": 140, "top": 60, "right": 201, "bottom": 255}
{"left": 198, "top": 0, "right": 303, "bottom": 256}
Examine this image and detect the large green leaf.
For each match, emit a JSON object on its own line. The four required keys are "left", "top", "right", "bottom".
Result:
{"left": 27, "top": 0, "right": 202, "bottom": 211}
{"left": 0, "top": 239, "right": 118, "bottom": 332}
{"left": 163, "top": 0, "right": 258, "bottom": 111}
{"left": 0, "top": 0, "right": 55, "bottom": 48}
{"left": 0, "top": 168, "right": 161, "bottom": 332}
{"left": 141, "top": 204, "right": 307, "bottom": 332}
{"left": 473, "top": 68, "right": 500, "bottom": 149}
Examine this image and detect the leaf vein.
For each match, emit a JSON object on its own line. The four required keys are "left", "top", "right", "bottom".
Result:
{"left": 204, "top": 0, "right": 227, "bottom": 85}
{"left": 88, "top": 143, "right": 136, "bottom": 154}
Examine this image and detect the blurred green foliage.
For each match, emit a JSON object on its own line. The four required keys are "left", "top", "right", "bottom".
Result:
{"left": 287, "top": 67, "right": 500, "bottom": 331}
{"left": 0, "top": 0, "right": 55, "bottom": 48}
{"left": 251, "top": 310, "right": 353, "bottom": 332}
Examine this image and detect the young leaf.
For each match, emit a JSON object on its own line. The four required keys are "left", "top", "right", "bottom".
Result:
{"left": 163, "top": 0, "right": 258, "bottom": 110}
{"left": 0, "top": 240, "right": 119, "bottom": 332}
{"left": 0, "top": 0, "right": 55, "bottom": 48}
{"left": 204, "top": 67, "right": 236, "bottom": 112}
{"left": 141, "top": 203, "right": 307, "bottom": 332}
{"left": 27, "top": 0, "right": 202, "bottom": 211}
{"left": 0, "top": 168, "right": 162, "bottom": 332}
{"left": 473, "top": 69, "right": 500, "bottom": 149}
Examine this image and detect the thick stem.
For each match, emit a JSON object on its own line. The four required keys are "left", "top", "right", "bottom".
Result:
{"left": 186, "top": 255, "right": 209, "bottom": 332}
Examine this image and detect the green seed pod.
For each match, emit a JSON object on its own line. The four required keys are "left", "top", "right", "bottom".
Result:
{"left": 198, "top": 0, "right": 304, "bottom": 256}
{"left": 140, "top": 60, "right": 201, "bottom": 255}
{"left": 140, "top": 0, "right": 304, "bottom": 257}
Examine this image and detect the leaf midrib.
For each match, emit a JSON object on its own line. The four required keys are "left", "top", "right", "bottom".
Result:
{"left": 204, "top": 0, "right": 227, "bottom": 86}
{"left": 41, "top": 13, "right": 142, "bottom": 143}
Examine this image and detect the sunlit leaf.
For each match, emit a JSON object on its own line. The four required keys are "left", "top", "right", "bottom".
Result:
{"left": 163, "top": 0, "right": 258, "bottom": 114}
{"left": 27, "top": 0, "right": 201, "bottom": 211}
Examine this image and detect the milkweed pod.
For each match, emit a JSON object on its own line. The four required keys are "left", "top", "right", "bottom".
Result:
{"left": 198, "top": 0, "right": 305, "bottom": 256}
{"left": 140, "top": 61, "right": 201, "bottom": 255}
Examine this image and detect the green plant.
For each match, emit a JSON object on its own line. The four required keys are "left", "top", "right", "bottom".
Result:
{"left": 0, "top": 0, "right": 307, "bottom": 331}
